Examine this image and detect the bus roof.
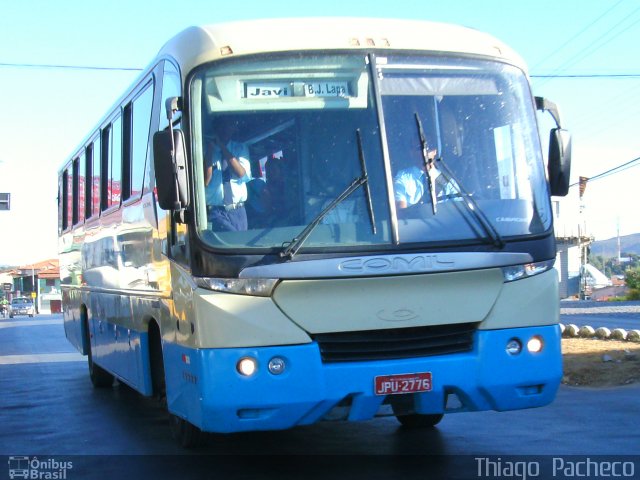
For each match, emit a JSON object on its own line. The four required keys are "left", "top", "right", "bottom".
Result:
{"left": 158, "top": 18, "right": 527, "bottom": 76}
{"left": 60, "top": 18, "right": 526, "bottom": 168}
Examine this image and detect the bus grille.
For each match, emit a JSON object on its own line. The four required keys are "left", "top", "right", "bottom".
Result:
{"left": 311, "top": 322, "right": 478, "bottom": 363}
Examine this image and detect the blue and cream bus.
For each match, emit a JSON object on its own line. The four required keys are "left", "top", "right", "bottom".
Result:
{"left": 59, "top": 17, "right": 571, "bottom": 446}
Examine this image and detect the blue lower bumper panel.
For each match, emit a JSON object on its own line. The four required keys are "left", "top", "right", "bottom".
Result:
{"left": 163, "top": 325, "right": 562, "bottom": 433}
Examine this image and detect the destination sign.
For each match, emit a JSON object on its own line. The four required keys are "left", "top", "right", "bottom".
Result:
{"left": 304, "top": 81, "right": 349, "bottom": 97}
{"left": 244, "top": 82, "right": 293, "bottom": 99}
{"left": 243, "top": 80, "right": 350, "bottom": 99}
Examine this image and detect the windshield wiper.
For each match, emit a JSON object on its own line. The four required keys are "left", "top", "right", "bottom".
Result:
{"left": 414, "top": 112, "right": 503, "bottom": 248}
{"left": 415, "top": 113, "right": 438, "bottom": 215}
{"left": 435, "top": 157, "right": 505, "bottom": 249}
{"left": 280, "top": 129, "right": 375, "bottom": 259}
{"left": 357, "top": 129, "right": 377, "bottom": 236}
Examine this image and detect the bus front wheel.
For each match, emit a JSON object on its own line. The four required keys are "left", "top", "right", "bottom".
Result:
{"left": 394, "top": 413, "right": 444, "bottom": 428}
{"left": 169, "top": 414, "right": 204, "bottom": 448}
{"left": 149, "top": 321, "right": 204, "bottom": 448}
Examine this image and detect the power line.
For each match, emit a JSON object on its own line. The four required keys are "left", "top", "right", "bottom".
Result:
{"left": 570, "top": 155, "right": 640, "bottom": 187}
{"left": 530, "top": 0, "right": 626, "bottom": 71}
{"left": 531, "top": 73, "right": 640, "bottom": 78}
{"left": 536, "top": 5, "right": 640, "bottom": 87}
{"left": 571, "top": 85, "right": 640, "bottom": 135}
{"left": 0, "top": 62, "right": 142, "bottom": 71}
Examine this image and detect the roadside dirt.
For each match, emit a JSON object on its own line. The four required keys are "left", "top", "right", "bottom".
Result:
{"left": 562, "top": 338, "right": 640, "bottom": 387}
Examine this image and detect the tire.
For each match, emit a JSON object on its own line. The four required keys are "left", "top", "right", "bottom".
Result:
{"left": 148, "top": 321, "right": 204, "bottom": 448}
{"left": 170, "top": 414, "right": 204, "bottom": 448}
{"left": 84, "top": 314, "right": 114, "bottom": 388}
{"left": 394, "top": 413, "right": 444, "bottom": 428}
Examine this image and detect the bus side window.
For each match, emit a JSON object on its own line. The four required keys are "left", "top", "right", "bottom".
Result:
{"left": 101, "top": 126, "right": 111, "bottom": 211}
{"left": 111, "top": 116, "right": 123, "bottom": 207}
{"left": 90, "top": 136, "right": 101, "bottom": 217}
{"left": 123, "top": 82, "right": 154, "bottom": 201}
{"left": 72, "top": 153, "right": 85, "bottom": 226}
{"left": 84, "top": 144, "right": 93, "bottom": 219}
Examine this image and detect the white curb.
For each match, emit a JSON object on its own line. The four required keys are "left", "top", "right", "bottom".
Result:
{"left": 578, "top": 325, "right": 595, "bottom": 338}
{"left": 560, "top": 324, "right": 640, "bottom": 343}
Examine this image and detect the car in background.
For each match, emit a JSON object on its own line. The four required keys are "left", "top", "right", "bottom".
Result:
{"left": 9, "top": 297, "right": 35, "bottom": 318}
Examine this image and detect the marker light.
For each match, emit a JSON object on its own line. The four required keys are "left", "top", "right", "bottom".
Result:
{"left": 527, "top": 336, "right": 544, "bottom": 354}
{"left": 506, "top": 339, "right": 522, "bottom": 355}
{"left": 237, "top": 357, "right": 258, "bottom": 377}
{"left": 268, "top": 357, "right": 286, "bottom": 375}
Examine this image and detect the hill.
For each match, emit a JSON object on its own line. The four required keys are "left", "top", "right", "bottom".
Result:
{"left": 591, "top": 233, "right": 640, "bottom": 258}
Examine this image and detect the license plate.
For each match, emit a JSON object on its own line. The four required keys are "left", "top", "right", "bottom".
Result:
{"left": 374, "top": 372, "right": 432, "bottom": 395}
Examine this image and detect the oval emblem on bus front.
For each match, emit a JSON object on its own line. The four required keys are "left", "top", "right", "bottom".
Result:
{"left": 377, "top": 309, "right": 419, "bottom": 322}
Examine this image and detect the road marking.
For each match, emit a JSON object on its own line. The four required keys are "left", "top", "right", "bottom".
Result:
{"left": 0, "top": 353, "right": 85, "bottom": 365}
{"left": 0, "top": 319, "right": 63, "bottom": 329}
{"left": 561, "top": 306, "right": 640, "bottom": 314}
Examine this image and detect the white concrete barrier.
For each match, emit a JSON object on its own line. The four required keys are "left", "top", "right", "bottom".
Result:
{"left": 565, "top": 324, "right": 581, "bottom": 337}
{"left": 611, "top": 328, "right": 628, "bottom": 341}
{"left": 627, "top": 330, "right": 640, "bottom": 342}
{"left": 578, "top": 325, "right": 595, "bottom": 338}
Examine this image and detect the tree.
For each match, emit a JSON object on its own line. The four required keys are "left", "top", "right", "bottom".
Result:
{"left": 625, "top": 268, "right": 640, "bottom": 290}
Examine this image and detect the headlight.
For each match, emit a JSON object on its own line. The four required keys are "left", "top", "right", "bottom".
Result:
{"left": 237, "top": 357, "right": 258, "bottom": 376}
{"left": 501, "top": 259, "right": 555, "bottom": 282}
{"left": 527, "top": 336, "right": 544, "bottom": 354}
{"left": 196, "top": 277, "right": 279, "bottom": 296}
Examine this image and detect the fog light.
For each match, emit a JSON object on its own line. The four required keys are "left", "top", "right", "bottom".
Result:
{"left": 527, "top": 336, "right": 543, "bottom": 354}
{"left": 506, "top": 339, "right": 522, "bottom": 355}
{"left": 268, "top": 357, "right": 286, "bottom": 375}
{"left": 237, "top": 357, "right": 257, "bottom": 376}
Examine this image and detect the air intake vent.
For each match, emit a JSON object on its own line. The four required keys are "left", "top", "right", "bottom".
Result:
{"left": 312, "top": 322, "right": 478, "bottom": 363}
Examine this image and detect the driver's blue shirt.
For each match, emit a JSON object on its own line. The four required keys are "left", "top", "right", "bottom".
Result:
{"left": 394, "top": 165, "right": 457, "bottom": 206}
{"left": 205, "top": 140, "right": 252, "bottom": 207}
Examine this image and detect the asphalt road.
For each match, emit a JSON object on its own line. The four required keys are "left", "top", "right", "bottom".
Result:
{"left": 1, "top": 313, "right": 639, "bottom": 480}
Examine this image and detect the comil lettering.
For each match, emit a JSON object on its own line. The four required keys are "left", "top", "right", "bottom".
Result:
{"left": 340, "top": 255, "right": 454, "bottom": 273}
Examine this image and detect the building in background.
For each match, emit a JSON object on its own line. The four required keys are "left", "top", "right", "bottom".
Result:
{"left": 3, "top": 259, "right": 61, "bottom": 314}
{"left": 555, "top": 235, "right": 591, "bottom": 299}
{"left": 553, "top": 192, "right": 592, "bottom": 299}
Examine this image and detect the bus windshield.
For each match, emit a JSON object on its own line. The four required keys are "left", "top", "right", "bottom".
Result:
{"left": 190, "top": 53, "right": 551, "bottom": 252}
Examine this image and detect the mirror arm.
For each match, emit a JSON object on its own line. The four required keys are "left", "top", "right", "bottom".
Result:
{"left": 535, "top": 96, "right": 563, "bottom": 128}
{"left": 173, "top": 210, "right": 188, "bottom": 224}
{"left": 164, "top": 97, "right": 187, "bottom": 216}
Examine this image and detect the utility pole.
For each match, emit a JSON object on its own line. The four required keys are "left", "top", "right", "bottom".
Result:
{"left": 617, "top": 218, "right": 621, "bottom": 264}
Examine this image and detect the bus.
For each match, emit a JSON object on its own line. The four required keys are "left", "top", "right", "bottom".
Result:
{"left": 59, "top": 17, "right": 571, "bottom": 447}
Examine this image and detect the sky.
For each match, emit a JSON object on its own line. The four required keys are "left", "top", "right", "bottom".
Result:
{"left": 0, "top": 0, "right": 638, "bottom": 265}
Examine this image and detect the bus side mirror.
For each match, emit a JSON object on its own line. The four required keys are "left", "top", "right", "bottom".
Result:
{"left": 535, "top": 97, "right": 572, "bottom": 198}
{"left": 153, "top": 129, "right": 189, "bottom": 211}
{"left": 548, "top": 128, "right": 571, "bottom": 197}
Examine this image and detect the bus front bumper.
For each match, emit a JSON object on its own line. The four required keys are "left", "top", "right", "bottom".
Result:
{"left": 163, "top": 325, "right": 562, "bottom": 433}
